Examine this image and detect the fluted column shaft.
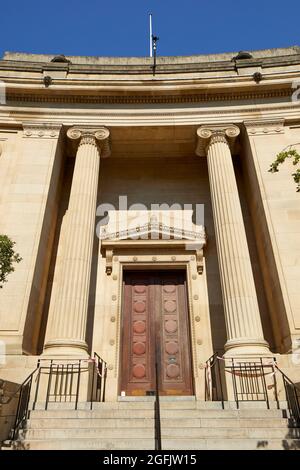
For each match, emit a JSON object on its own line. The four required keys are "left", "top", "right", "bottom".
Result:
{"left": 197, "top": 126, "right": 270, "bottom": 356}
{"left": 44, "top": 127, "right": 110, "bottom": 356}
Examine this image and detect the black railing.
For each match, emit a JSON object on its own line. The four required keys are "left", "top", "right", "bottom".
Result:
{"left": 33, "top": 354, "right": 107, "bottom": 411}
{"left": 33, "top": 359, "right": 87, "bottom": 411}
{"left": 1, "top": 353, "right": 107, "bottom": 444}
{"left": 90, "top": 352, "right": 107, "bottom": 409}
{"left": 154, "top": 358, "right": 162, "bottom": 451}
{"left": 277, "top": 368, "right": 300, "bottom": 425}
{"left": 205, "top": 353, "right": 224, "bottom": 408}
{"left": 0, "top": 365, "right": 40, "bottom": 441}
{"left": 229, "top": 358, "right": 276, "bottom": 409}
{"left": 205, "top": 353, "right": 300, "bottom": 425}
{"left": 205, "top": 354, "right": 278, "bottom": 409}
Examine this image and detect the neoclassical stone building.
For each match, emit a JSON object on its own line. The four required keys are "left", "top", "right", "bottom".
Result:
{"left": 0, "top": 46, "right": 300, "bottom": 414}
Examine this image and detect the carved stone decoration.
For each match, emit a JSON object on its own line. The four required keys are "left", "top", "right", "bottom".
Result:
{"left": 100, "top": 219, "right": 206, "bottom": 244}
{"left": 43, "top": 76, "right": 52, "bottom": 88}
{"left": 50, "top": 55, "right": 70, "bottom": 64}
{"left": 196, "top": 249, "right": 204, "bottom": 274}
{"left": 244, "top": 119, "right": 285, "bottom": 135}
{"left": 7, "top": 88, "right": 293, "bottom": 106}
{"left": 67, "top": 126, "right": 111, "bottom": 158}
{"left": 105, "top": 249, "right": 113, "bottom": 275}
{"left": 22, "top": 123, "right": 62, "bottom": 139}
{"left": 196, "top": 125, "right": 240, "bottom": 157}
{"left": 101, "top": 219, "right": 207, "bottom": 275}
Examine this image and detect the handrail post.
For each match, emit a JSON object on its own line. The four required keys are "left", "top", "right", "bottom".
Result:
{"left": 102, "top": 362, "right": 107, "bottom": 402}
{"left": 12, "top": 387, "right": 23, "bottom": 441}
{"left": 260, "top": 358, "right": 270, "bottom": 409}
{"left": 32, "top": 360, "right": 41, "bottom": 410}
{"left": 231, "top": 358, "right": 239, "bottom": 409}
{"left": 272, "top": 360, "right": 280, "bottom": 409}
{"left": 45, "top": 360, "right": 53, "bottom": 410}
{"left": 75, "top": 360, "right": 81, "bottom": 410}
{"left": 217, "top": 356, "right": 224, "bottom": 409}
{"left": 155, "top": 358, "right": 162, "bottom": 451}
{"left": 90, "top": 356, "right": 96, "bottom": 410}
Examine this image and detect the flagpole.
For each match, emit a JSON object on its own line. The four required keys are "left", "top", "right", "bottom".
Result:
{"left": 149, "top": 13, "right": 153, "bottom": 57}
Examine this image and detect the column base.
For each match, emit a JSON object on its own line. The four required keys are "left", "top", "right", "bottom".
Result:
{"left": 224, "top": 337, "right": 271, "bottom": 358}
{"left": 43, "top": 339, "right": 89, "bottom": 358}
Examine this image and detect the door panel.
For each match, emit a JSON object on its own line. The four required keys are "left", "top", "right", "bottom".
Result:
{"left": 120, "top": 271, "right": 193, "bottom": 396}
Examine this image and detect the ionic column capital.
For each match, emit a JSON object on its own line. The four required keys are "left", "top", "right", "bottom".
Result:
{"left": 67, "top": 126, "right": 111, "bottom": 157}
{"left": 196, "top": 125, "right": 240, "bottom": 156}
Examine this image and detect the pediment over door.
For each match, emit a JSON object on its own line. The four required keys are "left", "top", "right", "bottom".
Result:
{"left": 100, "top": 216, "right": 207, "bottom": 275}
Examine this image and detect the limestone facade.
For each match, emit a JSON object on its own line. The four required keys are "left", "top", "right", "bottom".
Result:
{"left": 0, "top": 47, "right": 300, "bottom": 399}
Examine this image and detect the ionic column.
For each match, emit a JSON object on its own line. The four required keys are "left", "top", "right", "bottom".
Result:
{"left": 196, "top": 125, "right": 270, "bottom": 356}
{"left": 44, "top": 127, "right": 110, "bottom": 356}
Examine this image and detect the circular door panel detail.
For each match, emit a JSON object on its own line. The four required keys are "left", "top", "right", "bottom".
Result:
{"left": 132, "top": 364, "right": 146, "bottom": 379}
{"left": 134, "top": 285, "right": 146, "bottom": 294}
{"left": 165, "top": 319, "right": 178, "bottom": 333}
{"left": 166, "top": 364, "right": 180, "bottom": 378}
{"left": 133, "top": 342, "right": 146, "bottom": 355}
{"left": 164, "top": 300, "right": 177, "bottom": 313}
{"left": 163, "top": 284, "right": 176, "bottom": 293}
{"left": 133, "top": 321, "right": 146, "bottom": 334}
{"left": 165, "top": 341, "right": 179, "bottom": 355}
{"left": 134, "top": 301, "right": 146, "bottom": 313}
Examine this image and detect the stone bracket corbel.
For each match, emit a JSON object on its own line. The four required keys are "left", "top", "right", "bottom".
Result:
{"left": 105, "top": 249, "right": 113, "bottom": 275}
{"left": 196, "top": 249, "right": 204, "bottom": 274}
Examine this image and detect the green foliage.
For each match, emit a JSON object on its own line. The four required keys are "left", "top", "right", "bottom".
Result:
{"left": 0, "top": 235, "right": 22, "bottom": 288}
{"left": 269, "top": 148, "right": 300, "bottom": 192}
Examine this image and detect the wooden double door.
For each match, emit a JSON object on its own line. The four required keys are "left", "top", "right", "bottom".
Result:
{"left": 120, "top": 270, "right": 193, "bottom": 396}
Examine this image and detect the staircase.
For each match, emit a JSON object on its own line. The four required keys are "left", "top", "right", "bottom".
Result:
{"left": 4, "top": 398, "right": 300, "bottom": 450}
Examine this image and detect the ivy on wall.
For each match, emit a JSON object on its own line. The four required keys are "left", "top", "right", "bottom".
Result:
{"left": 269, "top": 146, "right": 300, "bottom": 192}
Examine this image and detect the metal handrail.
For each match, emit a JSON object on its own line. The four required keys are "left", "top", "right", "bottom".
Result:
{"left": 275, "top": 365, "right": 300, "bottom": 425}
{"left": 90, "top": 352, "right": 107, "bottom": 409}
{"left": 1, "top": 352, "right": 108, "bottom": 444}
{"left": 154, "top": 358, "right": 162, "bottom": 451}
{"left": 205, "top": 352, "right": 224, "bottom": 408}
{"left": 0, "top": 364, "right": 40, "bottom": 441}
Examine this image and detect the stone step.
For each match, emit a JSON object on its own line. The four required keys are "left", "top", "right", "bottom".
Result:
{"left": 23, "top": 426, "right": 299, "bottom": 440}
{"left": 118, "top": 395, "right": 196, "bottom": 402}
{"left": 27, "top": 416, "right": 292, "bottom": 430}
{"left": 162, "top": 438, "right": 300, "bottom": 450}
{"left": 30, "top": 400, "right": 287, "bottom": 411}
{"left": 28, "top": 417, "right": 155, "bottom": 429}
{"left": 161, "top": 427, "right": 300, "bottom": 439}
{"left": 28, "top": 415, "right": 290, "bottom": 429}
{"left": 27, "top": 416, "right": 291, "bottom": 429}
{"left": 28, "top": 408, "right": 288, "bottom": 420}
{"left": 17, "top": 438, "right": 155, "bottom": 450}
{"left": 24, "top": 428, "right": 155, "bottom": 440}
{"left": 29, "top": 409, "right": 155, "bottom": 419}
{"left": 158, "top": 409, "right": 287, "bottom": 419}
{"left": 16, "top": 437, "right": 300, "bottom": 451}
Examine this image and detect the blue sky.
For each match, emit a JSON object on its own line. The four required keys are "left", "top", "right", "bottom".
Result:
{"left": 1, "top": 0, "right": 300, "bottom": 58}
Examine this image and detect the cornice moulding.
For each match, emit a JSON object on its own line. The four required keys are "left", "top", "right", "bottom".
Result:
{"left": 5, "top": 88, "right": 293, "bottom": 105}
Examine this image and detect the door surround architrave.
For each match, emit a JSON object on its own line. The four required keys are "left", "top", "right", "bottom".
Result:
{"left": 98, "top": 220, "right": 213, "bottom": 400}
